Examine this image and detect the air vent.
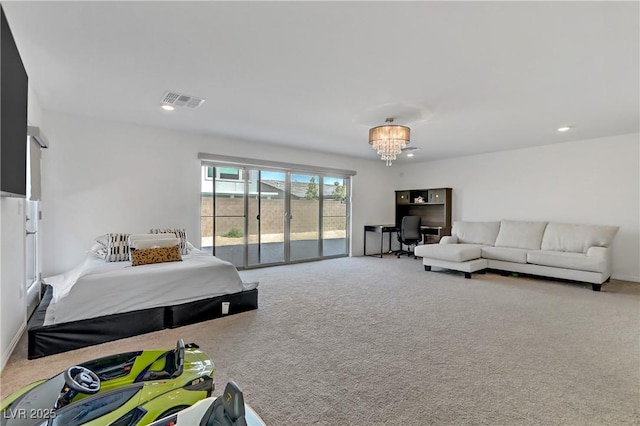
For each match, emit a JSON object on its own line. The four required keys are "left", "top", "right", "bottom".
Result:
{"left": 161, "top": 90, "right": 205, "bottom": 109}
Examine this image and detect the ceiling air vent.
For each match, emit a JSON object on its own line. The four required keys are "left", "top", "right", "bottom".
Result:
{"left": 161, "top": 90, "right": 205, "bottom": 109}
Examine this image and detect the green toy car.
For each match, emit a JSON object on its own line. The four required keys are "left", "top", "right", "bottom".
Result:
{"left": 0, "top": 339, "right": 214, "bottom": 426}
{"left": 149, "top": 381, "right": 266, "bottom": 426}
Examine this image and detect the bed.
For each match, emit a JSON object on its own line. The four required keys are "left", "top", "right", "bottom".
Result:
{"left": 28, "top": 247, "right": 258, "bottom": 359}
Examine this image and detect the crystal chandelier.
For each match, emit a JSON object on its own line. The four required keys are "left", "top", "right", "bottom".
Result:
{"left": 368, "top": 118, "right": 411, "bottom": 166}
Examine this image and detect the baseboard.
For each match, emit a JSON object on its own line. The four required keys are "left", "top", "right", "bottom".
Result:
{"left": 1, "top": 320, "right": 27, "bottom": 372}
{"left": 611, "top": 274, "right": 640, "bottom": 283}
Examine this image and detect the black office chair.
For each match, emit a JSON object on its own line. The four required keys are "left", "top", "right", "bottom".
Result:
{"left": 396, "top": 216, "right": 422, "bottom": 259}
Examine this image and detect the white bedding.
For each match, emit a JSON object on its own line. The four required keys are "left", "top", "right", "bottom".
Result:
{"left": 43, "top": 248, "right": 258, "bottom": 326}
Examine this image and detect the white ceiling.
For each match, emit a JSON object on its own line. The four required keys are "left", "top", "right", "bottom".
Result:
{"left": 3, "top": 1, "right": 639, "bottom": 163}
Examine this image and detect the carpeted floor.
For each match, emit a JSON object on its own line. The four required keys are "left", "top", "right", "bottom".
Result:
{"left": 2, "top": 256, "right": 639, "bottom": 425}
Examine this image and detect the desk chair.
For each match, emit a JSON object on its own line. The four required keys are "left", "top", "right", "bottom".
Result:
{"left": 396, "top": 216, "right": 421, "bottom": 259}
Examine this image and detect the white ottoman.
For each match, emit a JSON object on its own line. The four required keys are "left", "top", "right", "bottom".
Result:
{"left": 414, "top": 243, "right": 487, "bottom": 278}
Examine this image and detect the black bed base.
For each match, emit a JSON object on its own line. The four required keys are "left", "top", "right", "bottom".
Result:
{"left": 28, "top": 285, "right": 258, "bottom": 359}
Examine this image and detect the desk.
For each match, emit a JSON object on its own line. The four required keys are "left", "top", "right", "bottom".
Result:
{"left": 364, "top": 225, "right": 398, "bottom": 258}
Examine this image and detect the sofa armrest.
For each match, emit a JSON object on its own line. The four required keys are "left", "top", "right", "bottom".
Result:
{"left": 587, "top": 246, "right": 612, "bottom": 278}
{"left": 440, "top": 236, "right": 459, "bottom": 244}
{"left": 586, "top": 246, "right": 608, "bottom": 259}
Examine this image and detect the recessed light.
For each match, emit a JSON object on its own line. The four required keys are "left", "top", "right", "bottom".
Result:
{"left": 407, "top": 153, "right": 415, "bottom": 157}
{"left": 557, "top": 126, "right": 572, "bottom": 132}
{"left": 161, "top": 104, "right": 175, "bottom": 111}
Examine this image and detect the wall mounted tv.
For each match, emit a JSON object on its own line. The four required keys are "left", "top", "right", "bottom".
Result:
{"left": 0, "top": 5, "right": 28, "bottom": 198}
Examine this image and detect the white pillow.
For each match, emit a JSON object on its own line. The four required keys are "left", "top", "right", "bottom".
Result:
{"left": 128, "top": 233, "right": 172, "bottom": 243}
{"left": 129, "top": 237, "right": 179, "bottom": 250}
{"left": 452, "top": 221, "right": 501, "bottom": 246}
{"left": 494, "top": 220, "right": 548, "bottom": 250}
{"left": 149, "top": 228, "right": 188, "bottom": 255}
{"left": 89, "top": 242, "right": 108, "bottom": 259}
{"left": 541, "top": 222, "right": 619, "bottom": 253}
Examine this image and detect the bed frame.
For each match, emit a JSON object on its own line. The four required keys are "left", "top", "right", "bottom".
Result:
{"left": 28, "top": 284, "right": 258, "bottom": 359}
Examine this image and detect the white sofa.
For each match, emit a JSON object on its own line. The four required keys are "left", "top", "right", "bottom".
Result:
{"left": 414, "top": 220, "right": 619, "bottom": 291}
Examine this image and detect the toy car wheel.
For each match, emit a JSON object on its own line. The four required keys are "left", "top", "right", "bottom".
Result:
{"left": 64, "top": 365, "right": 101, "bottom": 394}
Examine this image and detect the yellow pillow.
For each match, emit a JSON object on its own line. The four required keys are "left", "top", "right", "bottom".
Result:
{"left": 131, "top": 246, "right": 182, "bottom": 267}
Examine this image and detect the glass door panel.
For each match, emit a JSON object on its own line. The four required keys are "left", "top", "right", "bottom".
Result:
{"left": 210, "top": 166, "right": 246, "bottom": 267}
{"left": 322, "top": 177, "right": 348, "bottom": 256}
{"left": 289, "top": 174, "right": 320, "bottom": 261}
{"left": 248, "top": 170, "right": 286, "bottom": 266}
{"left": 200, "top": 168, "right": 214, "bottom": 255}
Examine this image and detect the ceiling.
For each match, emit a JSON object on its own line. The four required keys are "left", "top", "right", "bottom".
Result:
{"left": 3, "top": 1, "right": 639, "bottom": 164}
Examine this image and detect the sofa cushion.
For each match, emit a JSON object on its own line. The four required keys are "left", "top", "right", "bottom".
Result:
{"left": 494, "top": 220, "right": 547, "bottom": 250}
{"left": 481, "top": 246, "right": 529, "bottom": 264}
{"left": 527, "top": 250, "right": 607, "bottom": 273}
{"left": 452, "top": 221, "right": 501, "bottom": 246}
{"left": 415, "top": 243, "right": 483, "bottom": 262}
{"left": 541, "top": 222, "right": 619, "bottom": 253}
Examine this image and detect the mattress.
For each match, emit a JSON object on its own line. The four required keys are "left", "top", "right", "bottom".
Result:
{"left": 44, "top": 248, "right": 258, "bottom": 326}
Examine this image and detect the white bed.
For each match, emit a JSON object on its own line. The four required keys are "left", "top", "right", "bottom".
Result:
{"left": 44, "top": 248, "right": 258, "bottom": 326}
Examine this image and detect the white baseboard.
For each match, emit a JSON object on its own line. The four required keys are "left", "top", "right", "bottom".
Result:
{"left": 1, "top": 320, "right": 26, "bottom": 373}
{"left": 611, "top": 273, "right": 640, "bottom": 283}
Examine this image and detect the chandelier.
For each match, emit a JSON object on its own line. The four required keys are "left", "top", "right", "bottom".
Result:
{"left": 368, "top": 118, "right": 411, "bottom": 166}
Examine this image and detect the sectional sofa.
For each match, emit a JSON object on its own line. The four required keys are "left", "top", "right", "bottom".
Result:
{"left": 413, "top": 220, "right": 619, "bottom": 291}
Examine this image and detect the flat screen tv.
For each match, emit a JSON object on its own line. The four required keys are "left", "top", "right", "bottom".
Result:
{"left": 0, "top": 5, "right": 28, "bottom": 198}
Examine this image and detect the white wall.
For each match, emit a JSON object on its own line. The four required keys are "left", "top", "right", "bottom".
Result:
{"left": 41, "top": 110, "right": 395, "bottom": 275}
{"left": 396, "top": 133, "right": 640, "bottom": 282}
{"left": 0, "top": 87, "right": 44, "bottom": 370}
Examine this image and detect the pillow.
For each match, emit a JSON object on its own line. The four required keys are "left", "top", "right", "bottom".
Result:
{"left": 89, "top": 242, "right": 108, "bottom": 259}
{"left": 494, "top": 220, "right": 548, "bottom": 250}
{"left": 131, "top": 246, "right": 182, "bottom": 267}
{"left": 452, "top": 221, "right": 501, "bottom": 246}
{"left": 150, "top": 228, "right": 188, "bottom": 255}
{"left": 105, "top": 233, "right": 131, "bottom": 262}
{"left": 129, "top": 235, "right": 180, "bottom": 261}
{"left": 129, "top": 237, "right": 179, "bottom": 250}
{"left": 541, "top": 222, "right": 620, "bottom": 253}
{"left": 95, "top": 234, "right": 109, "bottom": 247}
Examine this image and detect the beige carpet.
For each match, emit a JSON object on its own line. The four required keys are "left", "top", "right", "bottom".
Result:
{"left": 2, "top": 256, "right": 639, "bottom": 425}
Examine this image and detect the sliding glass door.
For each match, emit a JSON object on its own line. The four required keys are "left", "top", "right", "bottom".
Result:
{"left": 248, "top": 170, "right": 286, "bottom": 266}
{"left": 323, "top": 176, "right": 349, "bottom": 257}
{"left": 289, "top": 174, "right": 320, "bottom": 261}
{"left": 201, "top": 164, "right": 350, "bottom": 268}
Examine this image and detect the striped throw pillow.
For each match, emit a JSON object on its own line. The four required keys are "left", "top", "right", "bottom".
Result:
{"left": 105, "top": 233, "right": 131, "bottom": 262}
{"left": 149, "top": 228, "right": 188, "bottom": 255}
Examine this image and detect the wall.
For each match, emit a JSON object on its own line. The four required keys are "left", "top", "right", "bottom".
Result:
{"left": 397, "top": 133, "right": 640, "bottom": 282}
{"left": 40, "top": 110, "right": 396, "bottom": 276}
{"left": 0, "top": 86, "right": 43, "bottom": 370}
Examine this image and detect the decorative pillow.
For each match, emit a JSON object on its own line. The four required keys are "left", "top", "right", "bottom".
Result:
{"left": 105, "top": 233, "right": 131, "bottom": 262}
{"left": 150, "top": 228, "right": 188, "bottom": 255}
{"left": 95, "top": 234, "right": 109, "bottom": 247}
{"left": 131, "top": 245, "right": 182, "bottom": 267}
{"left": 129, "top": 235, "right": 180, "bottom": 261}
{"left": 89, "top": 242, "right": 108, "bottom": 259}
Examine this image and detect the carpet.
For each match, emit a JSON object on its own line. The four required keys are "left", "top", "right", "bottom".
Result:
{"left": 2, "top": 256, "right": 639, "bottom": 425}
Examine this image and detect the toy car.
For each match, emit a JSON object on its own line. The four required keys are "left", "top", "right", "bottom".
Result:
{"left": 1, "top": 339, "right": 214, "bottom": 426}
{"left": 149, "top": 381, "right": 266, "bottom": 426}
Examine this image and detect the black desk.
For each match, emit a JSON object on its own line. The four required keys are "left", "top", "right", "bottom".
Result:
{"left": 364, "top": 225, "right": 398, "bottom": 258}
